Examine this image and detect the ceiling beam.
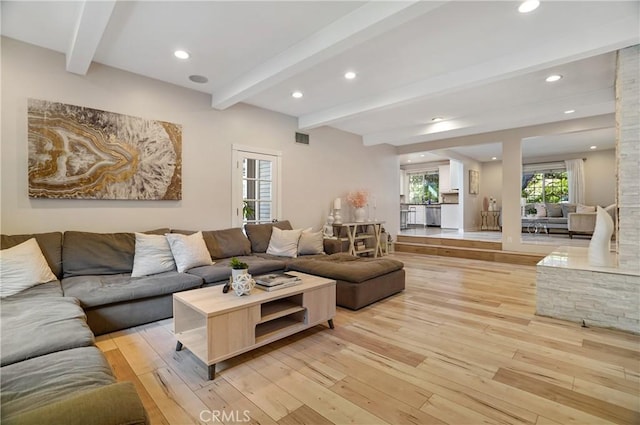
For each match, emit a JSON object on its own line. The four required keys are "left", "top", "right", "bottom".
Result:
{"left": 210, "top": 1, "right": 446, "bottom": 110}
{"left": 66, "top": 0, "right": 116, "bottom": 75}
{"left": 298, "top": 14, "right": 639, "bottom": 132}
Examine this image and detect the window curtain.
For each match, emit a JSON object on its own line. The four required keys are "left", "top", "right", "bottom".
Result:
{"left": 565, "top": 159, "right": 585, "bottom": 204}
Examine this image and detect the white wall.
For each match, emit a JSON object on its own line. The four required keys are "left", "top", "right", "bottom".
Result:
{"left": 1, "top": 38, "right": 399, "bottom": 235}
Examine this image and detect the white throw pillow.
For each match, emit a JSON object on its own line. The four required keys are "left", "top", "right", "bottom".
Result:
{"left": 535, "top": 203, "right": 547, "bottom": 218}
{"left": 267, "top": 227, "right": 303, "bottom": 258}
{"left": 577, "top": 204, "right": 596, "bottom": 213}
{"left": 0, "top": 238, "right": 56, "bottom": 298}
{"left": 298, "top": 228, "right": 325, "bottom": 255}
{"left": 132, "top": 233, "right": 177, "bottom": 277}
{"left": 165, "top": 231, "right": 214, "bottom": 273}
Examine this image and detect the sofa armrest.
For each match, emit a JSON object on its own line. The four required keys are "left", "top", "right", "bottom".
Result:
{"left": 323, "top": 238, "right": 348, "bottom": 255}
{"left": 3, "top": 382, "right": 148, "bottom": 425}
{"left": 568, "top": 212, "right": 597, "bottom": 233}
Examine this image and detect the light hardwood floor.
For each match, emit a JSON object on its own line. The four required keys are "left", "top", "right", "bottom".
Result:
{"left": 97, "top": 253, "right": 640, "bottom": 425}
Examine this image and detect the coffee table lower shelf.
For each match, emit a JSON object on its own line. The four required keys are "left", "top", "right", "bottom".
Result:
{"left": 173, "top": 273, "right": 336, "bottom": 380}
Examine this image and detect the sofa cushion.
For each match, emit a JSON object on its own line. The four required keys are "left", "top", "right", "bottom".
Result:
{"left": 288, "top": 253, "right": 404, "bottom": 283}
{"left": 187, "top": 256, "right": 286, "bottom": 284}
{"left": 0, "top": 297, "right": 94, "bottom": 366}
{"left": 2, "top": 280, "right": 63, "bottom": 300}
{"left": 63, "top": 231, "right": 135, "bottom": 277}
{"left": 206, "top": 228, "right": 252, "bottom": 259}
{"left": 577, "top": 204, "right": 596, "bottom": 213}
{"left": 244, "top": 221, "right": 292, "bottom": 253}
{"left": 3, "top": 382, "right": 148, "bottom": 425}
{"left": 61, "top": 271, "right": 203, "bottom": 308}
{"left": 546, "top": 203, "right": 563, "bottom": 218}
{"left": 0, "top": 238, "right": 57, "bottom": 298}
{"left": 1, "top": 232, "right": 63, "bottom": 278}
{"left": 0, "top": 346, "right": 115, "bottom": 421}
{"left": 562, "top": 203, "right": 577, "bottom": 217}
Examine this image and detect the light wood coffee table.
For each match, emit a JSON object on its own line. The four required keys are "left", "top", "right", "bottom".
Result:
{"left": 173, "top": 271, "right": 336, "bottom": 379}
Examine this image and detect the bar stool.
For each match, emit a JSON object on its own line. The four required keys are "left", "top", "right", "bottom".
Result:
{"left": 408, "top": 206, "right": 417, "bottom": 226}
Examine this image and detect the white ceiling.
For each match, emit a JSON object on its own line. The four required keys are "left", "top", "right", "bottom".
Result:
{"left": 2, "top": 1, "right": 638, "bottom": 160}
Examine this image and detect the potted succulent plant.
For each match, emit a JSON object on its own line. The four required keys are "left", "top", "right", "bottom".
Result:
{"left": 525, "top": 206, "right": 537, "bottom": 218}
{"left": 229, "top": 257, "right": 249, "bottom": 279}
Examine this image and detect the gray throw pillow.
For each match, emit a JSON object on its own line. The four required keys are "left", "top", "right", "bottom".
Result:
{"left": 561, "top": 203, "right": 577, "bottom": 217}
{"left": 546, "top": 203, "right": 563, "bottom": 218}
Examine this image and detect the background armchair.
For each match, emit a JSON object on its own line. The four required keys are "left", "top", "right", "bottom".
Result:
{"left": 568, "top": 204, "right": 616, "bottom": 238}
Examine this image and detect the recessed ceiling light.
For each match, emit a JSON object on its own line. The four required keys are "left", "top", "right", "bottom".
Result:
{"left": 545, "top": 74, "right": 563, "bottom": 83}
{"left": 189, "top": 75, "right": 208, "bottom": 84}
{"left": 174, "top": 50, "right": 190, "bottom": 60}
{"left": 518, "top": 0, "right": 540, "bottom": 13}
{"left": 492, "top": 157, "right": 497, "bottom": 160}
{"left": 420, "top": 154, "right": 425, "bottom": 157}
{"left": 432, "top": 117, "right": 443, "bottom": 122}
{"left": 344, "top": 71, "right": 357, "bottom": 80}
{"left": 590, "top": 145, "right": 597, "bottom": 150}
{"left": 407, "top": 159, "right": 412, "bottom": 163}
{"left": 291, "top": 91, "right": 303, "bottom": 99}
{"left": 564, "top": 109, "right": 575, "bottom": 114}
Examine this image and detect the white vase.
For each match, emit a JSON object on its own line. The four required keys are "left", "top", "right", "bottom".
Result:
{"left": 588, "top": 206, "right": 614, "bottom": 267}
{"left": 354, "top": 207, "right": 366, "bottom": 222}
{"left": 232, "top": 273, "right": 255, "bottom": 296}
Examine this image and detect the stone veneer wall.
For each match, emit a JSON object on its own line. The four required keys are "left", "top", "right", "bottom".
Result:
{"left": 537, "top": 264, "right": 640, "bottom": 334}
{"left": 616, "top": 45, "right": 640, "bottom": 272}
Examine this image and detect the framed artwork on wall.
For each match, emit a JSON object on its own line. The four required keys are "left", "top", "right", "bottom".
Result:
{"left": 469, "top": 169, "right": 479, "bottom": 195}
{"left": 27, "top": 99, "right": 182, "bottom": 200}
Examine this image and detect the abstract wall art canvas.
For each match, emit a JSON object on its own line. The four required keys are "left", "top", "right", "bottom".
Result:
{"left": 27, "top": 99, "right": 182, "bottom": 200}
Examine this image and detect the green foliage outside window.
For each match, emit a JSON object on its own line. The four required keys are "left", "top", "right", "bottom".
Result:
{"left": 522, "top": 171, "right": 568, "bottom": 203}
{"left": 409, "top": 172, "right": 439, "bottom": 203}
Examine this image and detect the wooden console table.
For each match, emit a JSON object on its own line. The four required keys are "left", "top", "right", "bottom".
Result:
{"left": 480, "top": 211, "right": 501, "bottom": 231}
{"left": 333, "top": 221, "right": 385, "bottom": 257}
{"left": 173, "top": 272, "right": 335, "bottom": 379}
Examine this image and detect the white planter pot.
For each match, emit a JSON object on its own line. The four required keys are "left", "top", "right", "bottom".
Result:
{"left": 354, "top": 207, "right": 366, "bottom": 222}
{"left": 231, "top": 268, "right": 248, "bottom": 279}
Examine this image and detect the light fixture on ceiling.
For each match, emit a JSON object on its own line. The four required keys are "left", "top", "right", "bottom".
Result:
{"left": 420, "top": 154, "right": 425, "bottom": 157}
{"left": 407, "top": 159, "right": 412, "bottom": 163}
{"left": 545, "top": 74, "right": 563, "bottom": 82}
{"left": 344, "top": 71, "right": 357, "bottom": 80}
{"left": 174, "top": 50, "right": 190, "bottom": 60}
{"left": 432, "top": 117, "right": 443, "bottom": 122}
{"left": 291, "top": 91, "right": 303, "bottom": 99}
{"left": 590, "top": 145, "right": 597, "bottom": 150}
{"left": 564, "top": 109, "right": 575, "bottom": 114}
{"left": 492, "top": 157, "right": 497, "bottom": 160}
{"left": 518, "top": 0, "right": 540, "bottom": 13}
{"left": 189, "top": 75, "right": 208, "bottom": 84}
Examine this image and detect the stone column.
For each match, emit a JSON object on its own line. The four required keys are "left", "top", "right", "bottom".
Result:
{"left": 616, "top": 45, "right": 640, "bottom": 272}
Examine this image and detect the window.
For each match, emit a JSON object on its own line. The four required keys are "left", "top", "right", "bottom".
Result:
{"left": 232, "top": 146, "right": 281, "bottom": 227}
{"left": 522, "top": 163, "right": 568, "bottom": 203}
{"left": 408, "top": 171, "right": 439, "bottom": 203}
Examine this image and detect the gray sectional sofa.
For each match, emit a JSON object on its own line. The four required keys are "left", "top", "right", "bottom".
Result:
{"left": 1, "top": 220, "right": 405, "bottom": 424}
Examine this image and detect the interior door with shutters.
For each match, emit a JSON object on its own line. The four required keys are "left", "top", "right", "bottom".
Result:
{"left": 232, "top": 146, "right": 280, "bottom": 227}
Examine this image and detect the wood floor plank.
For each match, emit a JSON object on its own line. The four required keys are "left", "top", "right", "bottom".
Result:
{"left": 102, "top": 348, "right": 169, "bottom": 425}
{"left": 245, "top": 353, "right": 389, "bottom": 424}
{"left": 221, "top": 359, "right": 303, "bottom": 421}
{"left": 111, "top": 328, "right": 168, "bottom": 375}
{"left": 513, "top": 350, "right": 639, "bottom": 395}
{"left": 195, "top": 378, "right": 279, "bottom": 425}
{"left": 138, "top": 367, "right": 210, "bottom": 425}
{"left": 277, "top": 405, "right": 334, "bottom": 425}
{"left": 493, "top": 368, "right": 640, "bottom": 425}
{"left": 328, "top": 325, "right": 426, "bottom": 367}
{"left": 330, "top": 376, "right": 445, "bottom": 425}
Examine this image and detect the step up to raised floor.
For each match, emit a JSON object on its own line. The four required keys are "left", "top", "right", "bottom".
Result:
{"left": 394, "top": 235, "right": 544, "bottom": 266}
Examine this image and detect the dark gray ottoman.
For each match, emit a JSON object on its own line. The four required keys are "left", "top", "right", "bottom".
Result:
{"left": 288, "top": 253, "right": 405, "bottom": 310}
